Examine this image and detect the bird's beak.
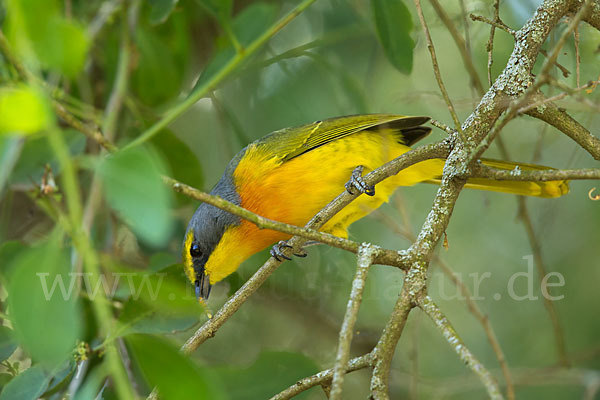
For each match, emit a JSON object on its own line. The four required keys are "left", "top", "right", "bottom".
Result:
{"left": 195, "top": 269, "right": 212, "bottom": 300}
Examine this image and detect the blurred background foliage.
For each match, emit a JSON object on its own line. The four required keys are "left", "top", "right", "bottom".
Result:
{"left": 0, "top": 0, "right": 598, "bottom": 399}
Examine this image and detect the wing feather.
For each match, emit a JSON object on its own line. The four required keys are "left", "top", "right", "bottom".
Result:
{"left": 253, "top": 114, "right": 431, "bottom": 163}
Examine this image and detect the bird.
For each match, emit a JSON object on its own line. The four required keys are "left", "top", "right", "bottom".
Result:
{"left": 182, "top": 114, "right": 569, "bottom": 299}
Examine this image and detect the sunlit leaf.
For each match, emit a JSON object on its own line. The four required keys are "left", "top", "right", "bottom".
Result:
{"left": 5, "top": 0, "right": 90, "bottom": 78}
{"left": 0, "top": 86, "right": 52, "bottom": 136}
{"left": 6, "top": 236, "right": 81, "bottom": 368}
{"left": 371, "top": 0, "right": 415, "bottom": 74}
{"left": 215, "top": 351, "right": 319, "bottom": 399}
{"left": 127, "top": 334, "right": 227, "bottom": 400}
{"left": 0, "top": 327, "right": 17, "bottom": 362}
{"left": 0, "top": 365, "right": 48, "bottom": 400}
{"left": 98, "top": 147, "right": 173, "bottom": 247}
{"left": 149, "top": 0, "right": 180, "bottom": 25}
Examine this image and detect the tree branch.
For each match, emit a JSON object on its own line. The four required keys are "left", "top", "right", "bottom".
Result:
{"left": 417, "top": 296, "right": 503, "bottom": 400}
{"left": 413, "top": 0, "right": 464, "bottom": 137}
{"left": 330, "top": 244, "right": 379, "bottom": 400}
{"left": 269, "top": 353, "right": 373, "bottom": 400}
{"left": 470, "top": 165, "right": 600, "bottom": 181}
{"left": 370, "top": 277, "right": 416, "bottom": 399}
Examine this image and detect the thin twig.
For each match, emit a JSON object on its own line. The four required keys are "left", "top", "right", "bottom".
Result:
{"left": 458, "top": 0, "right": 472, "bottom": 59}
{"left": 53, "top": 103, "right": 118, "bottom": 153}
{"left": 465, "top": 0, "right": 593, "bottom": 166}
{"left": 371, "top": 209, "right": 516, "bottom": 400}
{"left": 487, "top": 1, "right": 501, "bottom": 86}
{"left": 517, "top": 79, "right": 600, "bottom": 114}
{"left": 269, "top": 353, "right": 373, "bottom": 400}
{"left": 417, "top": 296, "right": 503, "bottom": 400}
{"left": 429, "top": 0, "right": 485, "bottom": 95}
{"left": 429, "top": 118, "right": 455, "bottom": 135}
{"left": 470, "top": 13, "right": 571, "bottom": 78}
{"left": 370, "top": 282, "right": 415, "bottom": 399}
{"left": 517, "top": 200, "right": 570, "bottom": 367}
{"left": 413, "top": 0, "right": 465, "bottom": 138}
{"left": 330, "top": 243, "right": 379, "bottom": 400}
{"left": 470, "top": 165, "right": 600, "bottom": 181}
{"left": 575, "top": 25, "right": 581, "bottom": 87}
{"left": 123, "top": 0, "right": 319, "bottom": 151}
{"left": 525, "top": 93, "right": 600, "bottom": 160}
{"left": 470, "top": 13, "right": 515, "bottom": 36}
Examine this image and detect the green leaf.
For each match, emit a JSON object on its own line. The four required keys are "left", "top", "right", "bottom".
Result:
{"left": 5, "top": 0, "right": 90, "bottom": 78}
{"left": 0, "top": 85, "right": 52, "bottom": 136}
{"left": 41, "top": 18, "right": 90, "bottom": 78}
{"left": 371, "top": 0, "right": 415, "bottom": 74}
{"left": 196, "top": 0, "right": 232, "bottom": 20}
{"left": 0, "top": 137, "right": 24, "bottom": 194}
{"left": 0, "top": 374, "right": 13, "bottom": 391}
{"left": 10, "top": 129, "right": 86, "bottom": 184}
{"left": 6, "top": 236, "right": 81, "bottom": 368}
{"left": 148, "top": 252, "right": 178, "bottom": 272}
{"left": 0, "top": 327, "right": 17, "bottom": 362}
{"left": 0, "top": 365, "right": 49, "bottom": 400}
{"left": 118, "top": 298, "right": 198, "bottom": 335}
{"left": 231, "top": 3, "right": 278, "bottom": 47}
{"left": 150, "top": 130, "right": 203, "bottom": 204}
{"left": 0, "top": 241, "right": 27, "bottom": 279}
{"left": 72, "top": 366, "right": 106, "bottom": 400}
{"left": 98, "top": 147, "right": 173, "bottom": 247}
{"left": 149, "top": 0, "right": 180, "bottom": 25}
{"left": 132, "top": 26, "right": 184, "bottom": 106}
{"left": 127, "top": 334, "right": 227, "bottom": 400}
{"left": 192, "top": 2, "right": 277, "bottom": 91}
{"left": 215, "top": 351, "right": 319, "bottom": 399}
{"left": 41, "top": 361, "right": 76, "bottom": 397}
{"left": 114, "top": 264, "right": 201, "bottom": 317}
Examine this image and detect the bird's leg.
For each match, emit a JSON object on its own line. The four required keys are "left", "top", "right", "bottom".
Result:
{"left": 270, "top": 240, "right": 315, "bottom": 261}
{"left": 345, "top": 165, "right": 375, "bottom": 196}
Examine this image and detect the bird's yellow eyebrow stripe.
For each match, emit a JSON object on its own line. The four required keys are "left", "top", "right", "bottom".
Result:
{"left": 182, "top": 230, "right": 195, "bottom": 283}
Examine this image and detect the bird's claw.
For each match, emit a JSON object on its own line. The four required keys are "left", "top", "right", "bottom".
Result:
{"left": 270, "top": 241, "right": 308, "bottom": 261}
{"left": 345, "top": 165, "right": 375, "bottom": 196}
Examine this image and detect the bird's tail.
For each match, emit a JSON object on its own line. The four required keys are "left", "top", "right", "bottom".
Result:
{"left": 425, "top": 158, "right": 569, "bottom": 198}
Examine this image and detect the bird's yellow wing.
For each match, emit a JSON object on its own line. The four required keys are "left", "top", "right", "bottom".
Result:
{"left": 253, "top": 114, "right": 431, "bottom": 163}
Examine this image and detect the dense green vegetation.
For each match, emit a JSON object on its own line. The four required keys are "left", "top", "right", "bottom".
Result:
{"left": 0, "top": 0, "right": 599, "bottom": 399}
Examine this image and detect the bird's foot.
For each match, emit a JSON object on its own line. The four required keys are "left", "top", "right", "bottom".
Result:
{"left": 270, "top": 240, "right": 308, "bottom": 261}
{"left": 345, "top": 165, "right": 375, "bottom": 196}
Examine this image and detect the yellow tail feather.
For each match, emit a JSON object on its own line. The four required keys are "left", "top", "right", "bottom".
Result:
{"left": 427, "top": 159, "right": 569, "bottom": 198}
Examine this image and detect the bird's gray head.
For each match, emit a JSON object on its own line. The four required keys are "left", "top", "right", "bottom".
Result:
{"left": 182, "top": 173, "right": 241, "bottom": 299}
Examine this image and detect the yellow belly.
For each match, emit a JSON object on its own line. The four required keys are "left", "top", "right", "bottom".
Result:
{"left": 234, "top": 129, "right": 441, "bottom": 240}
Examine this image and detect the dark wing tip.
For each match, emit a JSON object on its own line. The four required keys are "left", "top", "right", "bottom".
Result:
{"left": 400, "top": 126, "right": 433, "bottom": 146}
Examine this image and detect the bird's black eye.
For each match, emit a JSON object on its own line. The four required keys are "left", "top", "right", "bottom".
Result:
{"left": 190, "top": 243, "right": 202, "bottom": 257}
